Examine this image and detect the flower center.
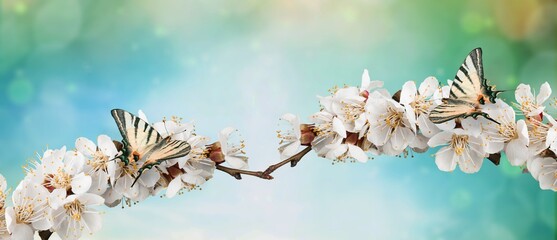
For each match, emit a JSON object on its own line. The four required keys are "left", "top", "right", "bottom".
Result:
{"left": 385, "top": 107, "right": 404, "bottom": 129}
{"left": 410, "top": 96, "right": 432, "bottom": 116}
{"left": 498, "top": 122, "right": 518, "bottom": 140}
{"left": 520, "top": 100, "right": 538, "bottom": 114}
{"left": 14, "top": 204, "right": 34, "bottom": 224}
{"left": 341, "top": 101, "right": 365, "bottom": 121}
{"left": 0, "top": 191, "right": 5, "bottom": 210}
{"left": 314, "top": 122, "right": 334, "bottom": 137}
{"left": 89, "top": 150, "right": 109, "bottom": 172}
{"left": 528, "top": 120, "right": 548, "bottom": 146}
{"left": 0, "top": 209, "right": 7, "bottom": 236}
{"left": 45, "top": 170, "right": 72, "bottom": 190}
{"left": 64, "top": 199, "right": 85, "bottom": 221}
{"left": 189, "top": 147, "right": 210, "bottom": 162}
{"left": 450, "top": 134, "right": 469, "bottom": 156}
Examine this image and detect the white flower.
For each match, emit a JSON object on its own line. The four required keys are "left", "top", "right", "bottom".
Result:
{"left": 161, "top": 130, "right": 216, "bottom": 198}
{"left": 515, "top": 82, "right": 552, "bottom": 117}
{"left": 76, "top": 135, "right": 119, "bottom": 195}
{"left": 360, "top": 69, "right": 384, "bottom": 94}
{"left": 28, "top": 147, "right": 92, "bottom": 195}
{"left": 309, "top": 111, "right": 346, "bottom": 157}
{"left": 0, "top": 211, "right": 8, "bottom": 240}
{"left": 400, "top": 77, "right": 440, "bottom": 137}
{"left": 325, "top": 139, "right": 368, "bottom": 163}
{"left": 50, "top": 191, "right": 104, "bottom": 240}
{"left": 365, "top": 91, "right": 415, "bottom": 155}
{"left": 428, "top": 129, "right": 486, "bottom": 173}
{"left": 527, "top": 117, "right": 553, "bottom": 155}
{"left": 527, "top": 157, "right": 557, "bottom": 191}
{"left": 481, "top": 101, "right": 529, "bottom": 166}
{"left": 111, "top": 162, "right": 160, "bottom": 202}
{"left": 277, "top": 113, "right": 302, "bottom": 160}
{"left": 545, "top": 115, "right": 557, "bottom": 155}
{"left": 0, "top": 174, "right": 6, "bottom": 210}
{"left": 0, "top": 174, "right": 8, "bottom": 239}
{"left": 165, "top": 159, "right": 215, "bottom": 198}
{"left": 218, "top": 127, "right": 248, "bottom": 169}
{"left": 153, "top": 117, "right": 194, "bottom": 141}
{"left": 319, "top": 69, "right": 384, "bottom": 132}
{"left": 5, "top": 180, "right": 52, "bottom": 240}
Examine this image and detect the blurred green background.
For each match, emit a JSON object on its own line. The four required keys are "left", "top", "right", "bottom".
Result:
{"left": 0, "top": 0, "right": 556, "bottom": 239}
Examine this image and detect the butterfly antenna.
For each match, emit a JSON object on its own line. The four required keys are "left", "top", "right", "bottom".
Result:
{"left": 162, "top": 118, "right": 171, "bottom": 136}
{"left": 484, "top": 114, "right": 500, "bottom": 125}
{"left": 131, "top": 170, "right": 143, "bottom": 188}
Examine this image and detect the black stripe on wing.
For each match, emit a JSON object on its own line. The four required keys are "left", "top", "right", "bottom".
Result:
{"left": 428, "top": 99, "right": 475, "bottom": 124}
{"left": 111, "top": 109, "right": 162, "bottom": 151}
{"left": 468, "top": 48, "right": 484, "bottom": 82}
{"left": 111, "top": 109, "right": 131, "bottom": 143}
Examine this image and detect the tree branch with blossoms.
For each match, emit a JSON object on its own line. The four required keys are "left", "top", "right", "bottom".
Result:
{"left": 1, "top": 57, "right": 557, "bottom": 239}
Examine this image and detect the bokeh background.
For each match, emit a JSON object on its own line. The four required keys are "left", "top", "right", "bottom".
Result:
{"left": 1, "top": 0, "right": 556, "bottom": 239}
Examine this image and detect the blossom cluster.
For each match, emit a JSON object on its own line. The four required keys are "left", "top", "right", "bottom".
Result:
{"left": 0, "top": 112, "right": 248, "bottom": 240}
{"left": 278, "top": 70, "right": 557, "bottom": 190}
{"left": 0, "top": 69, "right": 555, "bottom": 239}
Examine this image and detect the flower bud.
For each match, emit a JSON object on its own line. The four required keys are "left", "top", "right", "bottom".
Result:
{"left": 300, "top": 124, "right": 316, "bottom": 145}
{"left": 208, "top": 142, "right": 225, "bottom": 164}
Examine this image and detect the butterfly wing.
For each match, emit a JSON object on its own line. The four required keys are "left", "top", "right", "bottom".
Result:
{"left": 429, "top": 48, "right": 500, "bottom": 124}
{"left": 429, "top": 99, "right": 477, "bottom": 124}
{"left": 130, "top": 138, "right": 191, "bottom": 187}
{"left": 450, "top": 48, "right": 484, "bottom": 103}
{"left": 111, "top": 109, "right": 162, "bottom": 152}
{"left": 139, "top": 138, "right": 191, "bottom": 171}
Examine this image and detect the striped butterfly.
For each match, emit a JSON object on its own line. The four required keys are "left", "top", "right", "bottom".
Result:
{"left": 111, "top": 109, "right": 191, "bottom": 186}
{"left": 429, "top": 48, "right": 502, "bottom": 124}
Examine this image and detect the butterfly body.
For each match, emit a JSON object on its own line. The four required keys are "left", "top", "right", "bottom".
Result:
{"left": 429, "top": 48, "right": 501, "bottom": 124}
{"left": 111, "top": 109, "right": 191, "bottom": 186}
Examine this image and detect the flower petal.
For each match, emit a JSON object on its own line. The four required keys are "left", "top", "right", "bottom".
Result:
{"left": 505, "top": 139, "right": 529, "bottom": 166}
{"left": 419, "top": 76, "right": 439, "bottom": 97}
{"left": 71, "top": 173, "right": 92, "bottom": 195}
{"left": 515, "top": 84, "right": 533, "bottom": 105}
{"left": 537, "top": 82, "right": 552, "bottom": 104}
{"left": 428, "top": 131, "right": 452, "bottom": 147}
{"left": 78, "top": 193, "right": 105, "bottom": 206}
{"left": 83, "top": 212, "right": 103, "bottom": 234}
{"left": 31, "top": 216, "right": 52, "bottom": 231}
{"left": 48, "top": 188, "right": 67, "bottom": 209}
{"left": 226, "top": 156, "right": 249, "bottom": 169}
{"left": 435, "top": 147, "right": 457, "bottom": 172}
{"left": 166, "top": 177, "right": 183, "bottom": 198}
{"left": 75, "top": 137, "right": 96, "bottom": 157}
{"left": 98, "top": 135, "right": 118, "bottom": 158}
{"left": 10, "top": 222, "right": 34, "bottom": 240}
{"left": 332, "top": 117, "right": 347, "bottom": 138}
{"left": 360, "top": 69, "right": 371, "bottom": 92}
{"left": 139, "top": 168, "right": 160, "bottom": 187}
{"left": 348, "top": 145, "right": 368, "bottom": 163}
{"left": 400, "top": 81, "right": 417, "bottom": 105}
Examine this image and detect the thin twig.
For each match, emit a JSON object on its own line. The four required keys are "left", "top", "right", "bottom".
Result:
{"left": 216, "top": 146, "right": 313, "bottom": 180}
{"left": 216, "top": 165, "right": 273, "bottom": 180}
{"left": 263, "top": 146, "right": 312, "bottom": 176}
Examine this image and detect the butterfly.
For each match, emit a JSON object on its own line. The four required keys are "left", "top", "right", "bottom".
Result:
{"left": 429, "top": 48, "right": 502, "bottom": 124}
{"left": 111, "top": 109, "right": 191, "bottom": 186}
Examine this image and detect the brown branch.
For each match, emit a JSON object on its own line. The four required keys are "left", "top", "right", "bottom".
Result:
{"left": 263, "top": 146, "right": 312, "bottom": 176}
{"left": 216, "top": 146, "right": 313, "bottom": 180}
{"left": 216, "top": 165, "right": 273, "bottom": 180}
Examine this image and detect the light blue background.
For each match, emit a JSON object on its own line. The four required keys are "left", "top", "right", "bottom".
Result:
{"left": 0, "top": 0, "right": 555, "bottom": 239}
